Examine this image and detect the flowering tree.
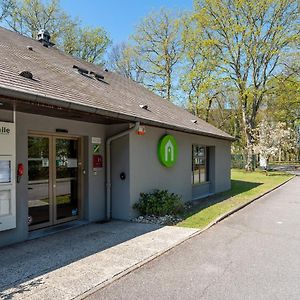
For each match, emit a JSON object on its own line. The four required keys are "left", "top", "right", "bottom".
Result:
{"left": 253, "top": 121, "right": 297, "bottom": 173}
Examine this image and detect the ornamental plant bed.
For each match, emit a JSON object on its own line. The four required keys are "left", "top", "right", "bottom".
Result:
{"left": 132, "top": 190, "right": 185, "bottom": 225}
{"left": 133, "top": 189, "right": 185, "bottom": 216}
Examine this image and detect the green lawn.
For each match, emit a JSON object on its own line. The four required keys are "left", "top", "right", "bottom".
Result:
{"left": 177, "top": 169, "right": 293, "bottom": 229}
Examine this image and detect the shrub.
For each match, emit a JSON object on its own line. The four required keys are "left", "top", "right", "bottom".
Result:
{"left": 133, "top": 190, "right": 184, "bottom": 216}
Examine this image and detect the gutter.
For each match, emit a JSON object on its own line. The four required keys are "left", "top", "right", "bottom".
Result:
{"left": 0, "top": 86, "right": 235, "bottom": 141}
{"left": 105, "top": 122, "right": 140, "bottom": 221}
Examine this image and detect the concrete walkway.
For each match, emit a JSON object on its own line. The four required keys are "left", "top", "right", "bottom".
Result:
{"left": 90, "top": 177, "right": 300, "bottom": 300}
{"left": 0, "top": 221, "right": 197, "bottom": 300}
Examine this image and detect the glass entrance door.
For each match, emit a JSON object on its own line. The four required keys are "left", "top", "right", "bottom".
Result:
{"left": 55, "top": 138, "right": 79, "bottom": 221}
{"left": 28, "top": 136, "right": 51, "bottom": 228}
{"left": 28, "top": 135, "right": 81, "bottom": 230}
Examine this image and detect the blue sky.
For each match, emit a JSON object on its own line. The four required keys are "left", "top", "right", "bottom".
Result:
{"left": 60, "top": 0, "right": 193, "bottom": 44}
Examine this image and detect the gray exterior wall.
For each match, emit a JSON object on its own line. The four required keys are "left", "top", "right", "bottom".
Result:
{"left": 0, "top": 110, "right": 231, "bottom": 247}
{"left": 0, "top": 111, "right": 108, "bottom": 247}
{"left": 111, "top": 135, "right": 130, "bottom": 219}
{"left": 127, "top": 126, "right": 231, "bottom": 219}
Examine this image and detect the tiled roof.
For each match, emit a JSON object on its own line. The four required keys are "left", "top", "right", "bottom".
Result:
{"left": 0, "top": 27, "right": 233, "bottom": 140}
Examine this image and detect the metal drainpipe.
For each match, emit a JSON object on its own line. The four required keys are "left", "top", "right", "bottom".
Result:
{"left": 105, "top": 121, "right": 140, "bottom": 221}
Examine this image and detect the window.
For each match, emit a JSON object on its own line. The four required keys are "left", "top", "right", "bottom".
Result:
{"left": 192, "top": 145, "right": 208, "bottom": 184}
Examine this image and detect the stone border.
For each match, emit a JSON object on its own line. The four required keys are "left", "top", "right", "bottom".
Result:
{"left": 76, "top": 175, "right": 295, "bottom": 300}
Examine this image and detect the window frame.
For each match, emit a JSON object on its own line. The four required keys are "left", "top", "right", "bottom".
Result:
{"left": 192, "top": 145, "right": 209, "bottom": 185}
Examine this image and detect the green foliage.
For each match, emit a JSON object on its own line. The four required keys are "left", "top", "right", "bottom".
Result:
{"left": 2, "top": 0, "right": 74, "bottom": 40}
{"left": 266, "top": 64, "right": 300, "bottom": 127}
{"left": 63, "top": 26, "right": 111, "bottom": 64}
{"left": 183, "top": 0, "right": 299, "bottom": 170}
{"left": 0, "top": 0, "right": 110, "bottom": 64}
{"left": 132, "top": 9, "right": 183, "bottom": 101}
{"left": 107, "top": 42, "right": 144, "bottom": 83}
{"left": 0, "top": 0, "right": 12, "bottom": 20}
{"left": 133, "top": 190, "right": 184, "bottom": 216}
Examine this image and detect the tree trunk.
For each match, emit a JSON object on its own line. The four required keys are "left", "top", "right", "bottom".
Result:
{"left": 278, "top": 149, "right": 282, "bottom": 162}
{"left": 205, "top": 97, "right": 213, "bottom": 122}
{"left": 242, "top": 110, "right": 255, "bottom": 171}
{"left": 244, "top": 129, "right": 255, "bottom": 171}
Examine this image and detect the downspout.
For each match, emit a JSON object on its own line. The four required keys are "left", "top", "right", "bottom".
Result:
{"left": 105, "top": 122, "right": 140, "bottom": 221}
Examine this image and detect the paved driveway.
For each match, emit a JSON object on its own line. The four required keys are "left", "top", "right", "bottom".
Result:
{"left": 90, "top": 177, "right": 300, "bottom": 300}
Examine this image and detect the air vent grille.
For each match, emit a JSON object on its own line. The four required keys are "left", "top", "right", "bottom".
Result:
{"left": 19, "top": 71, "right": 33, "bottom": 79}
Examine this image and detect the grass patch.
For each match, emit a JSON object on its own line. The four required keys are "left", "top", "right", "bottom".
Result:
{"left": 177, "top": 169, "right": 293, "bottom": 229}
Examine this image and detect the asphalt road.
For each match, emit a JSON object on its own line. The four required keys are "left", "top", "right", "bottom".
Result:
{"left": 87, "top": 176, "right": 300, "bottom": 300}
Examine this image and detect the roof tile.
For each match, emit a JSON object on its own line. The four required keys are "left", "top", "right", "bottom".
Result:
{"left": 0, "top": 27, "right": 233, "bottom": 140}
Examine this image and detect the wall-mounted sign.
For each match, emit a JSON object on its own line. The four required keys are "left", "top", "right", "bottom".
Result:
{"left": 93, "top": 155, "right": 103, "bottom": 169}
{"left": 0, "top": 121, "right": 16, "bottom": 232}
{"left": 93, "top": 144, "right": 100, "bottom": 154}
{"left": 92, "top": 137, "right": 101, "bottom": 144}
{"left": 157, "top": 134, "right": 178, "bottom": 168}
{"left": 0, "top": 126, "right": 10, "bottom": 135}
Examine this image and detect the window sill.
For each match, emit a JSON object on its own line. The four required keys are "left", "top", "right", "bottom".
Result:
{"left": 192, "top": 181, "right": 210, "bottom": 186}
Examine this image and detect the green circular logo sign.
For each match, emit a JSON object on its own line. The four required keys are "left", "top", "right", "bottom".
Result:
{"left": 157, "top": 134, "right": 178, "bottom": 168}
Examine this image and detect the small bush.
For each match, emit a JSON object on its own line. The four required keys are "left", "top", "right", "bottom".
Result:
{"left": 133, "top": 190, "right": 184, "bottom": 216}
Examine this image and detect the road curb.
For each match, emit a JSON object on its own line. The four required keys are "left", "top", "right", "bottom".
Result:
{"left": 76, "top": 175, "right": 295, "bottom": 300}
{"left": 193, "top": 174, "right": 296, "bottom": 234}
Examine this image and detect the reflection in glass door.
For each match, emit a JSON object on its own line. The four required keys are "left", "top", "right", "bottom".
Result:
{"left": 55, "top": 138, "right": 79, "bottom": 221}
{"left": 28, "top": 136, "right": 51, "bottom": 227}
{"left": 28, "top": 135, "right": 81, "bottom": 230}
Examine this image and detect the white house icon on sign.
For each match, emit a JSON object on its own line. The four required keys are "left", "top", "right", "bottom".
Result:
{"left": 165, "top": 140, "right": 174, "bottom": 162}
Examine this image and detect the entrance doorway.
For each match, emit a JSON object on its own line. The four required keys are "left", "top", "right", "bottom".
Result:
{"left": 28, "top": 134, "right": 83, "bottom": 230}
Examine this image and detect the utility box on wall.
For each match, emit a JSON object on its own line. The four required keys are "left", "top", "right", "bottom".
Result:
{"left": 0, "top": 121, "right": 16, "bottom": 231}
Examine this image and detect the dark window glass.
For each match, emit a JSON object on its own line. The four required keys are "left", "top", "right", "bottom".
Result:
{"left": 192, "top": 145, "right": 208, "bottom": 184}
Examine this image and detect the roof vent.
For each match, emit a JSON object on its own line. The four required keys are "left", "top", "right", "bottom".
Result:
{"left": 19, "top": 71, "right": 33, "bottom": 80}
{"left": 37, "top": 29, "right": 55, "bottom": 47}
{"left": 139, "top": 104, "right": 149, "bottom": 110}
{"left": 90, "top": 71, "right": 104, "bottom": 80}
{"left": 73, "top": 65, "right": 89, "bottom": 75}
{"left": 191, "top": 119, "right": 198, "bottom": 124}
{"left": 27, "top": 46, "right": 33, "bottom": 51}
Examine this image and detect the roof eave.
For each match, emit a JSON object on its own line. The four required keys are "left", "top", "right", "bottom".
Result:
{"left": 0, "top": 86, "right": 235, "bottom": 142}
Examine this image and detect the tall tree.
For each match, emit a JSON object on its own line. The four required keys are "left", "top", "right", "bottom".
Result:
{"left": 107, "top": 43, "right": 144, "bottom": 83}
{"left": 1, "top": 0, "right": 110, "bottom": 64}
{"left": 133, "top": 9, "right": 183, "bottom": 101}
{"left": 0, "top": 0, "right": 13, "bottom": 21}
{"left": 63, "top": 26, "right": 111, "bottom": 64}
{"left": 181, "top": 13, "right": 225, "bottom": 122}
{"left": 267, "top": 53, "right": 300, "bottom": 127}
{"left": 253, "top": 120, "right": 298, "bottom": 168}
{"left": 2, "top": 0, "right": 74, "bottom": 41}
{"left": 188, "top": 0, "right": 299, "bottom": 170}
